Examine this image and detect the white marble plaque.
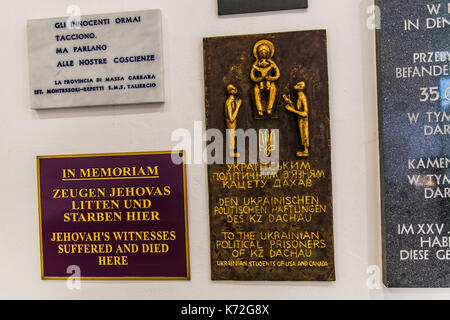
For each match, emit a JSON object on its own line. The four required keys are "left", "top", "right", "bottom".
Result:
{"left": 27, "top": 9, "right": 164, "bottom": 109}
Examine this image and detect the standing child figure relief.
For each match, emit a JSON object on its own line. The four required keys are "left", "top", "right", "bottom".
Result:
{"left": 283, "top": 81, "right": 310, "bottom": 157}
{"left": 225, "top": 84, "right": 242, "bottom": 158}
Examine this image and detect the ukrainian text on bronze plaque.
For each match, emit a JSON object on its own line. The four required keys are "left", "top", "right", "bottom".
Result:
{"left": 203, "top": 30, "right": 335, "bottom": 281}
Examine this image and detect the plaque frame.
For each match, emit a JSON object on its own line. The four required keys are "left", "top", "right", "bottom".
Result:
{"left": 36, "top": 150, "right": 190, "bottom": 280}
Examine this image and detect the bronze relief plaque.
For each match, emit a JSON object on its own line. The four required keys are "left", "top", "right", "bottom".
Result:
{"left": 203, "top": 30, "right": 335, "bottom": 281}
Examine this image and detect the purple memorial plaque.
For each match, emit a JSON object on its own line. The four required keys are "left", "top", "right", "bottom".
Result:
{"left": 37, "top": 151, "right": 189, "bottom": 280}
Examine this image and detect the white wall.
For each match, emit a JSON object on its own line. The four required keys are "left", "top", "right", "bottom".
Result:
{"left": 0, "top": 0, "right": 448, "bottom": 299}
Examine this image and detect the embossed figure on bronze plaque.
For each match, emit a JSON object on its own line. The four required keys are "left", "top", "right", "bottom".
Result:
{"left": 283, "top": 81, "right": 310, "bottom": 157}
{"left": 225, "top": 84, "right": 243, "bottom": 158}
{"left": 203, "top": 30, "right": 334, "bottom": 281}
{"left": 251, "top": 40, "right": 280, "bottom": 117}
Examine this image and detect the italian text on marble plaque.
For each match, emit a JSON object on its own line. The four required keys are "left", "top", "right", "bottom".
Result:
{"left": 27, "top": 10, "right": 164, "bottom": 109}
{"left": 37, "top": 151, "right": 189, "bottom": 280}
{"left": 203, "top": 30, "right": 335, "bottom": 281}
{"left": 218, "top": 0, "right": 308, "bottom": 15}
{"left": 376, "top": 0, "right": 450, "bottom": 287}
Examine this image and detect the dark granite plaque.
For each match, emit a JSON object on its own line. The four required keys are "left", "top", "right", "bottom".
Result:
{"left": 37, "top": 151, "right": 189, "bottom": 280}
{"left": 203, "top": 30, "right": 335, "bottom": 281}
{"left": 376, "top": 0, "right": 450, "bottom": 287}
{"left": 218, "top": 0, "right": 308, "bottom": 15}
